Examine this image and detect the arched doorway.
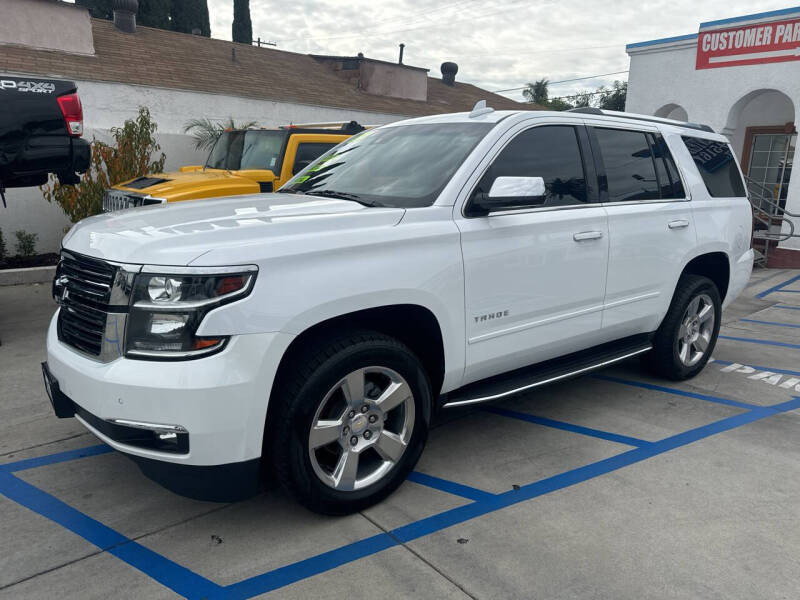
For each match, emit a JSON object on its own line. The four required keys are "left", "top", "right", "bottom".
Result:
{"left": 724, "top": 89, "right": 795, "bottom": 208}
{"left": 654, "top": 103, "right": 688, "bottom": 122}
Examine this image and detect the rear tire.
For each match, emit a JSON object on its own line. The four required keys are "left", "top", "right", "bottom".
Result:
{"left": 269, "top": 331, "right": 430, "bottom": 515}
{"left": 644, "top": 274, "right": 721, "bottom": 381}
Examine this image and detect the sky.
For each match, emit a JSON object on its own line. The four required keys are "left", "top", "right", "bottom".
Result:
{"left": 202, "top": 0, "right": 793, "bottom": 102}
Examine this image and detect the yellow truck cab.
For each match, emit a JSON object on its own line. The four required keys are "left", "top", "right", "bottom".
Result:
{"left": 102, "top": 121, "right": 364, "bottom": 211}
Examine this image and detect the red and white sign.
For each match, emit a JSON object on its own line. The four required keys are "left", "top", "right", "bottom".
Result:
{"left": 696, "top": 17, "right": 800, "bottom": 69}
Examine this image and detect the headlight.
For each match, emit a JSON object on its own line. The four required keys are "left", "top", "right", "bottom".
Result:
{"left": 125, "top": 267, "right": 257, "bottom": 360}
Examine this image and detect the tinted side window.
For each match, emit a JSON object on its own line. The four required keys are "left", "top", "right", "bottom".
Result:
{"left": 293, "top": 142, "right": 337, "bottom": 174}
{"left": 476, "top": 125, "right": 588, "bottom": 207}
{"left": 681, "top": 136, "right": 746, "bottom": 198}
{"left": 594, "top": 128, "right": 659, "bottom": 202}
{"left": 650, "top": 134, "right": 686, "bottom": 199}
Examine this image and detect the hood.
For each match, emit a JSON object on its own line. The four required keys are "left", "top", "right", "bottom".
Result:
{"left": 114, "top": 169, "right": 261, "bottom": 200}
{"left": 62, "top": 193, "right": 406, "bottom": 265}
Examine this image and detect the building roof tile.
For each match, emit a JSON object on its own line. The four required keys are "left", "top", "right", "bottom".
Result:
{"left": 2, "top": 19, "right": 534, "bottom": 117}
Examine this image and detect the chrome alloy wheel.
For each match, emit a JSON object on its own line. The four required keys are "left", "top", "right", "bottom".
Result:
{"left": 308, "top": 366, "right": 415, "bottom": 491}
{"left": 676, "top": 293, "right": 715, "bottom": 367}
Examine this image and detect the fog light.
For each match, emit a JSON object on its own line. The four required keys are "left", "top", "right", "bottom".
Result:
{"left": 148, "top": 313, "right": 189, "bottom": 336}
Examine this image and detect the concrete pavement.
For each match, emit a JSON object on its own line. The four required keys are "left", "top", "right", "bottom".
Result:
{"left": 1, "top": 270, "right": 799, "bottom": 599}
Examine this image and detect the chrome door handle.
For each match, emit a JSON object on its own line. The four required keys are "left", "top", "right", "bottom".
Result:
{"left": 573, "top": 231, "right": 603, "bottom": 241}
{"left": 668, "top": 219, "right": 690, "bottom": 229}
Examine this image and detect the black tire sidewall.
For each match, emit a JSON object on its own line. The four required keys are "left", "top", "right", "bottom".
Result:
{"left": 654, "top": 275, "right": 722, "bottom": 380}
{"left": 278, "top": 336, "right": 430, "bottom": 514}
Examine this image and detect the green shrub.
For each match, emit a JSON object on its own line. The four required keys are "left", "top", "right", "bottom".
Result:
{"left": 41, "top": 106, "right": 166, "bottom": 222}
{"left": 14, "top": 230, "right": 38, "bottom": 257}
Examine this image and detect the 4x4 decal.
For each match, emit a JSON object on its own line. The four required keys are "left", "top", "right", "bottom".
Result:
{"left": 0, "top": 79, "right": 56, "bottom": 93}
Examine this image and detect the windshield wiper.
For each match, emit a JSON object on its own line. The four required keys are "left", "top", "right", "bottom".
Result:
{"left": 304, "top": 190, "right": 381, "bottom": 207}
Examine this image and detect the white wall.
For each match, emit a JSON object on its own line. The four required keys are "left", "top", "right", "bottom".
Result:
{"left": 729, "top": 91, "right": 794, "bottom": 161}
{"left": 627, "top": 39, "right": 800, "bottom": 251}
{"left": 0, "top": 0, "right": 94, "bottom": 55}
{"left": 1, "top": 80, "right": 411, "bottom": 254}
{"left": 76, "top": 81, "right": 406, "bottom": 134}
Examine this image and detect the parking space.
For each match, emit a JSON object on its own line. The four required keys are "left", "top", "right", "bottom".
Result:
{"left": 2, "top": 270, "right": 800, "bottom": 599}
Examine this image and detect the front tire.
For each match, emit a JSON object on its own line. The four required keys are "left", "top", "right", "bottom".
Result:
{"left": 645, "top": 274, "right": 721, "bottom": 380}
{"left": 270, "top": 332, "right": 430, "bottom": 515}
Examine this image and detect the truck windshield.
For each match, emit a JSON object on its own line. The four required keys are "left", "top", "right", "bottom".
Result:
{"left": 281, "top": 123, "right": 494, "bottom": 207}
{"left": 205, "top": 130, "right": 287, "bottom": 171}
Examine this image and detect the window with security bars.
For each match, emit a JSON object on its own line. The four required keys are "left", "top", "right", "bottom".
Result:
{"left": 746, "top": 132, "right": 795, "bottom": 208}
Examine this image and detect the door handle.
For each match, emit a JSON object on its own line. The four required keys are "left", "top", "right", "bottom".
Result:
{"left": 573, "top": 231, "right": 603, "bottom": 241}
{"left": 668, "top": 219, "right": 690, "bottom": 230}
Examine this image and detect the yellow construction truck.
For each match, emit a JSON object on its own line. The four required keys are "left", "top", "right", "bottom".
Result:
{"left": 102, "top": 121, "right": 364, "bottom": 211}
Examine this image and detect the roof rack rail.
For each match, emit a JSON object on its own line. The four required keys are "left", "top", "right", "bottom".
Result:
{"left": 280, "top": 121, "right": 366, "bottom": 133}
{"left": 566, "top": 107, "right": 603, "bottom": 115}
{"left": 566, "top": 107, "right": 714, "bottom": 133}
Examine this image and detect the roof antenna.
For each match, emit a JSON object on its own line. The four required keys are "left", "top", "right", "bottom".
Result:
{"left": 469, "top": 100, "right": 494, "bottom": 118}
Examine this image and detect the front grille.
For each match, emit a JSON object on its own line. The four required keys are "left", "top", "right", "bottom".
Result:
{"left": 56, "top": 253, "right": 116, "bottom": 357}
{"left": 103, "top": 189, "right": 140, "bottom": 212}
{"left": 102, "top": 189, "right": 165, "bottom": 212}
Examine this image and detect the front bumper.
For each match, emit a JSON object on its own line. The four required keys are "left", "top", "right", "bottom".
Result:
{"left": 42, "top": 360, "right": 259, "bottom": 501}
{"left": 46, "top": 312, "right": 294, "bottom": 469}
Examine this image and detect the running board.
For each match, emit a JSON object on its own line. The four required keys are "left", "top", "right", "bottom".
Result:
{"left": 441, "top": 335, "right": 652, "bottom": 408}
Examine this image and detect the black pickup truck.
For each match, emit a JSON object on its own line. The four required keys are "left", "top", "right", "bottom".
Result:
{"left": 0, "top": 76, "right": 90, "bottom": 204}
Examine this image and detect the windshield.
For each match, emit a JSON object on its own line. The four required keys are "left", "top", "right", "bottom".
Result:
{"left": 205, "top": 130, "right": 287, "bottom": 171}
{"left": 281, "top": 122, "right": 494, "bottom": 207}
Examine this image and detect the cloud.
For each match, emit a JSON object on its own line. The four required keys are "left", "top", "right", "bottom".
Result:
{"left": 211, "top": 0, "right": 790, "bottom": 101}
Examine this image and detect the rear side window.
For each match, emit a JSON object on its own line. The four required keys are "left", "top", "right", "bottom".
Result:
{"left": 649, "top": 134, "right": 686, "bottom": 199}
{"left": 681, "top": 136, "right": 746, "bottom": 198}
{"left": 594, "top": 128, "right": 660, "bottom": 202}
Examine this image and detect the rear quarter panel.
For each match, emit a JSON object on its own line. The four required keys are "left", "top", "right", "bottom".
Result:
{"left": 666, "top": 131, "right": 753, "bottom": 308}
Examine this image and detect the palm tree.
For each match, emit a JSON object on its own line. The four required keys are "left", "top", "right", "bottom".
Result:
{"left": 183, "top": 118, "right": 259, "bottom": 151}
{"left": 523, "top": 78, "right": 549, "bottom": 105}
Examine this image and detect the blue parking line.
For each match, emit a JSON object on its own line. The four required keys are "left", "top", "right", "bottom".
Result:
{"left": 592, "top": 374, "right": 758, "bottom": 409}
{"left": 719, "top": 335, "right": 800, "bottom": 350}
{"left": 406, "top": 471, "right": 495, "bottom": 502}
{"left": 483, "top": 406, "right": 652, "bottom": 448}
{"left": 224, "top": 397, "right": 800, "bottom": 598}
{"left": 712, "top": 359, "right": 800, "bottom": 378}
{"left": 224, "top": 532, "right": 396, "bottom": 599}
{"left": 755, "top": 274, "right": 800, "bottom": 298}
{"left": 1, "top": 444, "right": 112, "bottom": 473}
{"left": 2, "top": 376, "right": 793, "bottom": 598}
{"left": 0, "top": 471, "right": 225, "bottom": 600}
{"left": 740, "top": 318, "right": 800, "bottom": 329}
{"left": 774, "top": 304, "right": 800, "bottom": 311}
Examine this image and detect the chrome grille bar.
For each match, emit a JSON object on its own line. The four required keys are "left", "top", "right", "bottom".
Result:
{"left": 54, "top": 251, "right": 139, "bottom": 361}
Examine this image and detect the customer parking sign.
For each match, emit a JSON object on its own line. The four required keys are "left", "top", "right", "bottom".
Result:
{"left": 696, "top": 17, "right": 800, "bottom": 69}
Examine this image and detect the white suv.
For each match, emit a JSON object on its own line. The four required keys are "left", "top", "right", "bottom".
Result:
{"left": 44, "top": 106, "right": 754, "bottom": 514}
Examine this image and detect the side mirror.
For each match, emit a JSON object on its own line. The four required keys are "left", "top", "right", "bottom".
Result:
{"left": 472, "top": 176, "right": 546, "bottom": 214}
